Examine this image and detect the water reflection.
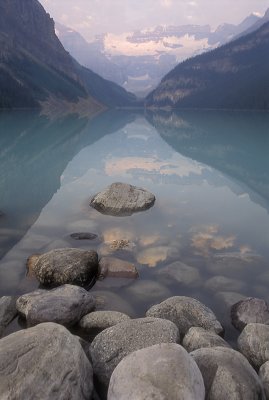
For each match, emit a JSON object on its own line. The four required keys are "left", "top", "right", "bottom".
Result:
{"left": 146, "top": 109, "right": 269, "bottom": 212}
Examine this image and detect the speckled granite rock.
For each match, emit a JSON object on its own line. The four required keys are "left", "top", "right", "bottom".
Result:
{"left": 183, "top": 327, "right": 231, "bottom": 352}
{"left": 238, "top": 323, "right": 269, "bottom": 369}
{"left": 231, "top": 297, "right": 269, "bottom": 332}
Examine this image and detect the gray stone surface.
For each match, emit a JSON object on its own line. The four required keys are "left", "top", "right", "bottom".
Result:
{"left": 146, "top": 296, "right": 223, "bottom": 335}
{"left": 108, "top": 343, "right": 205, "bottom": 400}
{"left": 238, "top": 323, "right": 269, "bottom": 369}
{"left": 191, "top": 346, "right": 265, "bottom": 399}
{"left": 259, "top": 361, "right": 269, "bottom": 399}
{"left": 16, "top": 284, "right": 95, "bottom": 327}
{"left": 205, "top": 275, "right": 247, "bottom": 293}
{"left": 90, "top": 182, "right": 155, "bottom": 216}
{"left": 183, "top": 327, "right": 231, "bottom": 352}
{"left": 0, "top": 322, "right": 93, "bottom": 400}
{"left": 231, "top": 297, "right": 269, "bottom": 332}
{"left": 79, "top": 311, "right": 130, "bottom": 333}
{"left": 0, "top": 296, "right": 17, "bottom": 337}
{"left": 90, "top": 317, "right": 179, "bottom": 386}
{"left": 158, "top": 261, "right": 201, "bottom": 287}
{"left": 33, "top": 248, "right": 98, "bottom": 286}
{"left": 98, "top": 256, "right": 138, "bottom": 279}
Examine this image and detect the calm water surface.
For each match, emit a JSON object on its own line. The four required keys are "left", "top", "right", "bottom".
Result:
{"left": 0, "top": 109, "right": 268, "bottom": 343}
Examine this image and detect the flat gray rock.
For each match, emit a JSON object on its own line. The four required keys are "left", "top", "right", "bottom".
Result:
{"left": 183, "top": 327, "right": 231, "bottom": 352}
{"left": 158, "top": 261, "right": 201, "bottom": 287}
{"left": 259, "top": 361, "right": 269, "bottom": 399}
{"left": 238, "top": 323, "right": 269, "bottom": 369}
{"left": 90, "top": 317, "right": 179, "bottom": 387}
{"left": 33, "top": 248, "right": 98, "bottom": 286}
{"left": 16, "top": 284, "right": 95, "bottom": 327}
{"left": 231, "top": 297, "right": 269, "bottom": 332}
{"left": 98, "top": 257, "right": 138, "bottom": 279}
{"left": 0, "top": 296, "right": 17, "bottom": 337}
{"left": 79, "top": 311, "right": 130, "bottom": 334}
{"left": 90, "top": 182, "right": 155, "bottom": 216}
{"left": 0, "top": 322, "right": 93, "bottom": 400}
{"left": 108, "top": 343, "right": 205, "bottom": 400}
{"left": 191, "top": 346, "right": 265, "bottom": 399}
{"left": 146, "top": 296, "right": 223, "bottom": 336}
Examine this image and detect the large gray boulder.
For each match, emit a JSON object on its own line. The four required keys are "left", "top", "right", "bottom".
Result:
{"left": 90, "top": 317, "right": 179, "bottom": 387}
{"left": 108, "top": 343, "right": 205, "bottom": 400}
{"left": 183, "top": 327, "right": 231, "bottom": 353}
{"left": 191, "top": 346, "right": 265, "bottom": 399}
{"left": 0, "top": 322, "right": 93, "bottom": 400}
{"left": 238, "top": 323, "right": 269, "bottom": 369}
{"left": 16, "top": 285, "right": 95, "bottom": 327}
{"left": 90, "top": 182, "right": 155, "bottom": 216}
{"left": 259, "top": 361, "right": 269, "bottom": 399}
{"left": 0, "top": 296, "right": 17, "bottom": 337}
{"left": 146, "top": 296, "right": 223, "bottom": 336}
{"left": 79, "top": 311, "right": 130, "bottom": 334}
{"left": 33, "top": 248, "right": 98, "bottom": 286}
{"left": 231, "top": 297, "right": 269, "bottom": 332}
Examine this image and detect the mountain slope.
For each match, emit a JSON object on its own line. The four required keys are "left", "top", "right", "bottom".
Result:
{"left": 0, "top": 0, "right": 136, "bottom": 109}
{"left": 146, "top": 22, "right": 269, "bottom": 110}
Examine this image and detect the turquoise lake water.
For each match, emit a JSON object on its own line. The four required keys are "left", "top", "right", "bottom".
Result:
{"left": 0, "top": 109, "right": 268, "bottom": 342}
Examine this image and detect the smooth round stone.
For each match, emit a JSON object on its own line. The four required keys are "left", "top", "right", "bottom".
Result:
{"left": 70, "top": 232, "right": 98, "bottom": 240}
{"left": 183, "top": 327, "right": 231, "bottom": 352}
{"left": 205, "top": 275, "right": 247, "bottom": 293}
{"left": 90, "top": 182, "right": 155, "bottom": 216}
{"left": 16, "top": 285, "right": 95, "bottom": 327}
{"left": 108, "top": 343, "right": 205, "bottom": 400}
{"left": 33, "top": 248, "right": 98, "bottom": 286}
{"left": 158, "top": 261, "right": 201, "bottom": 287}
{"left": 191, "top": 346, "right": 265, "bottom": 399}
{"left": 259, "top": 361, "right": 269, "bottom": 399}
{"left": 79, "top": 311, "right": 130, "bottom": 334}
{"left": 90, "top": 317, "right": 179, "bottom": 387}
{"left": 231, "top": 297, "right": 269, "bottom": 332}
{"left": 0, "top": 323, "right": 93, "bottom": 400}
{"left": 0, "top": 296, "right": 17, "bottom": 337}
{"left": 238, "top": 323, "right": 269, "bottom": 369}
{"left": 98, "top": 256, "right": 138, "bottom": 279}
{"left": 146, "top": 296, "right": 223, "bottom": 335}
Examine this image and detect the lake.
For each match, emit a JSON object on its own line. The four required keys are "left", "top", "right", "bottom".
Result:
{"left": 0, "top": 109, "right": 268, "bottom": 343}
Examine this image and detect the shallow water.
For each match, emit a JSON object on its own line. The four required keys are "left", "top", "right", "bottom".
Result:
{"left": 0, "top": 109, "right": 268, "bottom": 343}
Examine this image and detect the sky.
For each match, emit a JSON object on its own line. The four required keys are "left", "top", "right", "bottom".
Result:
{"left": 40, "top": 0, "right": 269, "bottom": 40}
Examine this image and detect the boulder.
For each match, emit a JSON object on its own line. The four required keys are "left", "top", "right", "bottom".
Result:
{"left": 158, "top": 261, "right": 201, "bottom": 287}
{"left": 33, "top": 248, "right": 98, "bottom": 286}
{"left": 259, "top": 361, "right": 269, "bottom": 399}
{"left": 70, "top": 232, "right": 98, "bottom": 240}
{"left": 238, "top": 323, "right": 269, "bottom": 369}
{"left": 205, "top": 275, "right": 247, "bottom": 293}
{"left": 108, "top": 343, "right": 205, "bottom": 400}
{"left": 0, "top": 296, "right": 17, "bottom": 337}
{"left": 183, "top": 327, "right": 231, "bottom": 352}
{"left": 90, "top": 182, "right": 155, "bottom": 216}
{"left": 146, "top": 296, "right": 223, "bottom": 336}
{"left": 0, "top": 323, "right": 93, "bottom": 400}
{"left": 79, "top": 311, "right": 130, "bottom": 334}
{"left": 98, "top": 257, "right": 138, "bottom": 279}
{"left": 16, "top": 284, "right": 95, "bottom": 327}
{"left": 231, "top": 297, "right": 269, "bottom": 332}
{"left": 90, "top": 317, "right": 179, "bottom": 386}
{"left": 191, "top": 346, "right": 265, "bottom": 399}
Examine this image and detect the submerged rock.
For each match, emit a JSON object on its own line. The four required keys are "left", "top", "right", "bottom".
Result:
{"left": 0, "top": 296, "right": 17, "bottom": 337}
{"left": 158, "top": 261, "right": 201, "bottom": 287}
{"left": 205, "top": 275, "right": 247, "bottom": 293}
{"left": 90, "top": 182, "right": 155, "bottom": 216}
{"left": 146, "top": 296, "right": 223, "bottom": 336}
{"left": 90, "top": 317, "right": 179, "bottom": 387}
{"left": 108, "top": 343, "right": 205, "bottom": 400}
{"left": 0, "top": 323, "right": 93, "bottom": 400}
{"left": 191, "top": 346, "right": 265, "bottom": 399}
{"left": 92, "top": 290, "right": 136, "bottom": 316}
{"left": 16, "top": 284, "right": 95, "bottom": 327}
{"left": 206, "top": 253, "right": 264, "bottom": 278}
{"left": 231, "top": 297, "right": 269, "bottom": 332}
{"left": 238, "top": 323, "right": 269, "bottom": 369}
{"left": 33, "top": 248, "right": 98, "bottom": 286}
{"left": 98, "top": 257, "right": 138, "bottom": 279}
{"left": 70, "top": 232, "right": 98, "bottom": 240}
{"left": 79, "top": 311, "right": 130, "bottom": 334}
{"left": 126, "top": 279, "right": 171, "bottom": 304}
{"left": 183, "top": 327, "right": 231, "bottom": 352}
